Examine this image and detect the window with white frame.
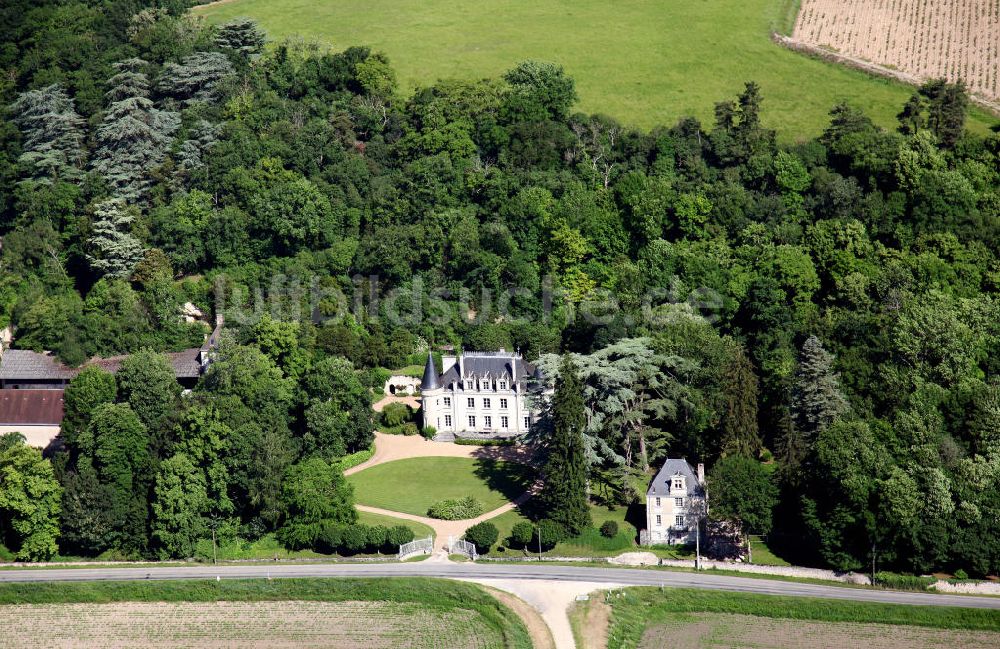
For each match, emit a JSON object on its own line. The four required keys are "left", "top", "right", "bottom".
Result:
{"left": 501, "top": 416, "right": 509, "bottom": 428}
{"left": 484, "top": 416, "right": 492, "bottom": 428}
{"left": 672, "top": 477, "right": 684, "bottom": 491}
{"left": 483, "top": 397, "right": 491, "bottom": 408}
{"left": 655, "top": 497, "right": 661, "bottom": 507}
{"left": 499, "top": 380, "right": 507, "bottom": 390}
{"left": 467, "top": 397, "right": 475, "bottom": 408}
{"left": 675, "top": 497, "right": 684, "bottom": 507}
{"left": 523, "top": 416, "right": 530, "bottom": 429}
{"left": 443, "top": 396, "right": 451, "bottom": 407}
{"left": 655, "top": 515, "right": 662, "bottom": 526}
{"left": 675, "top": 515, "right": 684, "bottom": 526}
{"left": 466, "top": 381, "right": 473, "bottom": 390}
{"left": 500, "top": 398, "right": 508, "bottom": 409}
{"left": 468, "top": 416, "right": 476, "bottom": 428}
{"left": 444, "top": 415, "right": 452, "bottom": 427}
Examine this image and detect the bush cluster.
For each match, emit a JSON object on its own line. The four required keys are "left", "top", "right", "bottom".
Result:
{"left": 314, "top": 522, "right": 415, "bottom": 555}
{"left": 873, "top": 571, "right": 935, "bottom": 592}
{"left": 427, "top": 496, "right": 485, "bottom": 520}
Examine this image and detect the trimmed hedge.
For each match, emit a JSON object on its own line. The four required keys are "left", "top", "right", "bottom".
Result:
{"left": 427, "top": 496, "right": 485, "bottom": 520}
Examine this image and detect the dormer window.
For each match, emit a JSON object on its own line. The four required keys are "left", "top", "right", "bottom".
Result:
{"left": 499, "top": 380, "right": 507, "bottom": 390}
{"left": 466, "top": 380, "right": 473, "bottom": 390}
{"left": 672, "top": 476, "right": 685, "bottom": 492}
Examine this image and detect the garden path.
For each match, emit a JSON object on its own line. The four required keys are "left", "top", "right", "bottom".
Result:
{"left": 347, "top": 432, "right": 540, "bottom": 551}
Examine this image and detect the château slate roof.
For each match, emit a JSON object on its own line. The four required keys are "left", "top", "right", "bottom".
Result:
{"left": 0, "top": 389, "right": 64, "bottom": 425}
{"left": 647, "top": 459, "right": 704, "bottom": 497}
{"left": 436, "top": 351, "right": 536, "bottom": 388}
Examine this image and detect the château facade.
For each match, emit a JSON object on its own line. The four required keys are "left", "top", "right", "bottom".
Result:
{"left": 420, "top": 350, "right": 540, "bottom": 437}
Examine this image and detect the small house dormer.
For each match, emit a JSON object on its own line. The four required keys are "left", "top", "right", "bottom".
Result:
{"left": 670, "top": 473, "right": 686, "bottom": 494}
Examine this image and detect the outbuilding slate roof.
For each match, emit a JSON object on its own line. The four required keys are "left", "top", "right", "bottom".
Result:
{"left": 647, "top": 458, "right": 704, "bottom": 497}
{"left": 0, "top": 389, "right": 64, "bottom": 425}
{"left": 0, "top": 350, "right": 78, "bottom": 380}
{"left": 0, "top": 348, "right": 203, "bottom": 381}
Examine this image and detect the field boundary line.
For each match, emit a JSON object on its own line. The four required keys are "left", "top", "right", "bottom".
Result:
{"left": 772, "top": 33, "right": 1000, "bottom": 118}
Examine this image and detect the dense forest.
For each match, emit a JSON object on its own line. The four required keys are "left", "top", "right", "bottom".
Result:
{"left": 1, "top": 0, "right": 999, "bottom": 576}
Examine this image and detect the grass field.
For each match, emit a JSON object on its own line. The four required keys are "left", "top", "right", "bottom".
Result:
{"left": 193, "top": 0, "right": 998, "bottom": 141}
{"left": 346, "top": 457, "right": 532, "bottom": 516}
{"left": 356, "top": 510, "right": 436, "bottom": 539}
{"left": 0, "top": 578, "right": 531, "bottom": 648}
{"left": 584, "top": 586, "right": 1000, "bottom": 649}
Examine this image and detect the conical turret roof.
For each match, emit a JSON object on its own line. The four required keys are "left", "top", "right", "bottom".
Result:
{"left": 420, "top": 352, "right": 440, "bottom": 390}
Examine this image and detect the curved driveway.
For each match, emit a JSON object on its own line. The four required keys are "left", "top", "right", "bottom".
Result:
{"left": 2, "top": 562, "right": 999, "bottom": 610}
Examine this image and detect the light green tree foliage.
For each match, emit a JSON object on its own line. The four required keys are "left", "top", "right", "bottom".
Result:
{"left": 300, "top": 356, "right": 374, "bottom": 454}
{"left": 61, "top": 366, "right": 117, "bottom": 449}
{"left": 201, "top": 339, "right": 293, "bottom": 417}
{"left": 172, "top": 404, "right": 233, "bottom": 515}
{"left": 0, "top": 434, "right": 63, "bottom": 560}
{"left": 277, "top": 457, "right": 356, "bottom": 548}
{"left": 152, "top": 453, "right": 210, "bottom": 558}
{"left": 772, "top": 150, "right": 811, "bottom": 216}
{"left": 504, "top": 60, "right": 578, "bottom": 121}
{"left": 116, "top": 349, "right": 181, "bottom": 432}
{"left": 87, "top": 199, "right": 146, "bottom": 279}
{"left": 892, "top": 291, "right": 993, "bottom": 388}
{"left": 250, "top": 314, "right": 310, "bottom": 381}
{"left": 707, "top": 455, "right": 777, "bottom": 536}
{"left": 9, "top": 83, "right": 87, "bottom": 183}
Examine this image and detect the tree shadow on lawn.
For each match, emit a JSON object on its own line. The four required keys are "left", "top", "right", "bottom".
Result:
{"left": 472, "top": 458, "right": 538, "bottom": 506}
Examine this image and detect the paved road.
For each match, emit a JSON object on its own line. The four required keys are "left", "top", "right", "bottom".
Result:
{"left": 2, "top": 562, "right": 999, "bottom": 610}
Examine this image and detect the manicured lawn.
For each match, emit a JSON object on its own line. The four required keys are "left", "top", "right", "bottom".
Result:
{"left": 356, "top": 510, "right": 435, "bottom": 539}
{"left": 346, "top": 457, "right": 532, "bottom": 516}
{"left": 193, "top": 0, "right": 997, "bottom": 141}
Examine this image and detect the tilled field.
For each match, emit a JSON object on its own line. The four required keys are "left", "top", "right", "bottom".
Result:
{"left": 793, "top": 0, "right": 999, "bottom": 102}
{"left": 638, "top": 611, "right": 1000, "bottom": 649}
{"left": 0, "top": 600, "right": 502, "bottom": 649}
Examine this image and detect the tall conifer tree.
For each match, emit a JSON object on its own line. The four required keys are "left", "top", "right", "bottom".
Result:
{"left": 541, "top": 356, "right": 592, "bottom": 535}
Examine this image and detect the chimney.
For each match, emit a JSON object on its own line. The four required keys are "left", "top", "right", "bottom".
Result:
{"left": 458, "top": 354, "right": 464, "bottom": 380}
{"left": 697, "top": 463, "right": 705, "bottom": 484}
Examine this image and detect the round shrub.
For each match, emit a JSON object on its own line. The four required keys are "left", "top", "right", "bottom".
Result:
{"left": 366, "top": 524, "right": 389, "bottom": 552}
{"left": 315, "top": 521, "right": 345, "bottom": 553}
{"left": 509, "top": 522, "right": 534, "bottom": 548}
{"left": 340, "top": 524, "right": 369, "bottom": 554}
{"left": 421, "top": 425, "right": 437, "bottom": 440}
{"left": 381, "top": 402, "right": 411, "bottom": 427}
{"left": 464, "top": 521, "right": 499, "bottom": 553}
{"left": 953, "top": 568, "right": 969, "bottom": 580}
{"left": 534, "top": 519, "right": 567, "bottom": 550}
{"left": 599, "top": 521, "right": 619, "bottom": 538}
{"left": 400, "top": 421, "right": 419, "bottom": 436}
{"left": 387, "top": 525, "right": 415, "bottom": 549}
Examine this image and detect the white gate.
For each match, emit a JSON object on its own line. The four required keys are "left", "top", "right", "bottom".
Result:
{"left": 398, "top": 536, "right": 433, "bottom": 560}
{"left": 448, "top": 535, "right": 478, "bottom": 561}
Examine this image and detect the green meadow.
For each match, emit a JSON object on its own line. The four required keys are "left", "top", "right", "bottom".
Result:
{"left": 194, "top": 0, "right": 997, "bottom": 141}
